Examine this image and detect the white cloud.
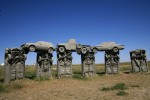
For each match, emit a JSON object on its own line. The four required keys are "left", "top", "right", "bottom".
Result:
{"left": 1, "top": 63, "right": 4, "bottom": 66}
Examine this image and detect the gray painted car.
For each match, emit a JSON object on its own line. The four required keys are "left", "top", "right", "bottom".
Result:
{"left": 92, "top": 42, "right": 124, "bottom": 53}
{"left": 21, "top": 41, "right": 54, "bottom": 54}
{"left": 130, "top": 49, "right": 146, "bottom": 58}
{"left": 57, "top": 39, "right": 77, "bottom": 53}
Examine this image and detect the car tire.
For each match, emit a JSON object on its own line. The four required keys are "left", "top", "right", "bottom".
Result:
{"left": 38, "top": 56, "right": 42, "bottom": 62}
{"left": 76, "top": 44, "right": 82, "bottom": 49}
{"left": 48, "top": 47, "right": 53, "bottom": 53}
{"left": 29, "top": 45, "right": 35, "bottom": 52}
{"left": 93, "top": 48, "right": 98, "bottom": 54}
{"left": 81, "top": 47, "right": 87, "bottom": 54}
{"left": 58, "top": 46, "right": 65, "bottom": 53}
{"left": 105, "top": 54, "right": 110, "bottom": 59}
{"left": 113, "top": 47, "right": 119, "bottom": 53}
{"left": 6, "top": 54, "right": 12, "bottom": 61}
{"left": 5, "top": 48, "right": 9, "bottom": 54}
{"left": 131, "top": 53, "right": 136, "bottom": 59}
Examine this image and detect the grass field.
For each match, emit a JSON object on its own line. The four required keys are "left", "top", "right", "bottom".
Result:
{"left": 0, "top": 62, "right": 150, "bottom": 100}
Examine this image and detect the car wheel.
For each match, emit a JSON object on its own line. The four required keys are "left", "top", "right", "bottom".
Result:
{"left": 113, "top": 47, "right": 119, "bottom": 53}
{"left": 131, "top": 53, "right": 136, "bottom": 59}
{"left": 58, "top": 46, "right": 65, "bottom": 53}
{"left": 81, "top": 47, "right": 87, "bottom": 54}
{"left": 105, "top": 54, "right": 109, "bottom": 59}
{"left": 48, "top": 47, "right": 53, "bottom": 53}
{"left": 38, "top": 56, "right": 42, "bottom": 62}
{"left": 5, "top": 48, "right": 10, "bottom": 54}
{"left": 29, "top": 45, "right": 35, "bottom": 52}
{"left": 76, "top": 44, "right": 82, "bottom": 49}
{"left": 6, "top": 54, "right": 12, "bottom": 61}
{"left": 93, "top": 48, "right": 98, "bottom": 54}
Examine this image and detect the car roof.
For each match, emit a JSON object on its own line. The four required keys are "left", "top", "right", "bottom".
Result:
{"left": 36, "top": 41, "right": 54, "bottom": 47}
{"left": 99, "top": 42, "right": 119, "bottom": 46}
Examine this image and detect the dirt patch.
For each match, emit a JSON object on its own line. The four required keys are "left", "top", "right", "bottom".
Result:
{"left": 0, "top": 73, "right": 150, "bottom": 100}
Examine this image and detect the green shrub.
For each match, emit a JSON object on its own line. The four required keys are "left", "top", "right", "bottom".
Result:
{"left": 73, "top": 74, "right": 87, "bottom": 80}
{"left": 116, "top": 91, "right": 128, "bottom": 96}
{"left": 34, "top": 77, "right": 49, "bottom": 81}
{"left": 0, "top": 83, "right": 6, "bottom": 92}
{"left": 25, "top": 71, "right": 36, "bottom": 79}
{"left": 101, "top": 83, "right": 127, "bottom": 93}
{"left": 12, "top": 82, "right": 23, "bottom": 89}
{"left": 25, "top": 66, "right": 36, "bottom": 79}
{"left": 111, "top": 83, "right": 127, "bottom": 90}
{"left": 0, "top": 82, "right": 24, "bottom": 92}
{"left": 0, "top": 66, "right": 4, "bottom": 82}
{"left": 101, "top": 87, "right": 110, "bottom": 91}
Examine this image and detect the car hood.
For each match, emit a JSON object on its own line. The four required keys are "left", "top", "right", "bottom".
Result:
{"left": 22, "top": 42, "right": 54, "bottom": 48}
{"left": 98, "top": 42, "right": 122, "bottom": 47}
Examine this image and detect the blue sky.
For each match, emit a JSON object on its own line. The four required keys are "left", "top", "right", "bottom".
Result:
{"left": 0, "top": 0, "right": 150, "bottom": 64}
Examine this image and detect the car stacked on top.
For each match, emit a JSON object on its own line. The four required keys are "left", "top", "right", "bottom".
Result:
{"left": 20, "top": 40, "right": 125, "bottom": 54}
{"left": 57, "top": 39, "right": 94, "bottom": 54}
{"left": 92, "top": 42, "right": 125, "bottom": 53}
{"left": 20, "top": 41, "right": 54, "bottom": 54}
{"left": 57, "top": 39, "right": 77, "bottom": 53}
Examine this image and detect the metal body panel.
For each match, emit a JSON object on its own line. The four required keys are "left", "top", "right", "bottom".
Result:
{"left": 93, "top": 42, "right": 124, "bottom": 51}
{"left": 77, "top": 45, "right": 96, "bottom": 77}
{"left": 56, "top": 39, "right": 77, "bottom": 78}
{"left": 105, "top": 51, "right": 120, "bottom": 74}
{"left": 4, "top": 48, "right": 26, "bottom": 84}
{"left": 21, "top": 41, "right": 54, "bottom": 53}
{"left": 57, "top": 39, "right": 77, "bottom": 52}
{"left": 81, "top": 53, "right": 95, "bottom": 77}
{"left": 36, "top": 53, "right": 53, "bottom": 78}
{"left": 57, "top": 51, "right": 73, "bottom": 78}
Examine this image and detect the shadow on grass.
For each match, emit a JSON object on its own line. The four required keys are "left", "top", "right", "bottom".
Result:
{"left": 101, "top": 83, "right": 127, "bottom": 92}
{"left": 116, "top": 91, "right": 128, "bottom": 96}
{"left": 97, "top": 72, "right": 105, "bottom": 76}
{"left": 0, "top": 78, "right": 4, "bottom": 83}
{"left": 25, "top": 71, "right": 36, "bottom": 79}
{"left": 111, "top": 83, "right": 127, "bottom": 90}
{"left": 101, "top": 87, "right": 110, "bottom": 91}
{"left": 73, "top": 74, "right": 88, "bottom": 80}
{"left": 34, "top": 77, "right": 50, "bottom": 81}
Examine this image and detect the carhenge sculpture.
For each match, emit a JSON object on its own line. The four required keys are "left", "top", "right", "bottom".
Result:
{"left": 93, "top": 42, "right": 125, "bottom": 74}
{"left": 130, "top": 49, "right": 148, "bottom": 72}
{"left": 4, "top": 41, "right": 55, "bottom": 84}
{"left": 56, "top": 39, "right": 76, "bottom": 78}
{"left": 4, "top": 48, "right": 26, "bottom": 84}
{"left": 21, "top": 41, "right": 54, "bottom": 78}
{"left": 76, "top": 44, "right": 96, "bottom": 77}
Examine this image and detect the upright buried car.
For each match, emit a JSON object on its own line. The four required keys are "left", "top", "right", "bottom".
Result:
{"left": 5, "top": 48, "right": 26, "bottom": 64}
{"left": 76, "top": 44, "right": 91, "bottom": 54}
{"left": 21, "top": 41, "right": 54, "bottom": 54}
{"left": 92, "top": 42, "right": 124, "bottom": 53}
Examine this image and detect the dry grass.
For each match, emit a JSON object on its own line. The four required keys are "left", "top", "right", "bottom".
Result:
{"left": 0, "top": 62, "right": 150, "bottom": 100}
